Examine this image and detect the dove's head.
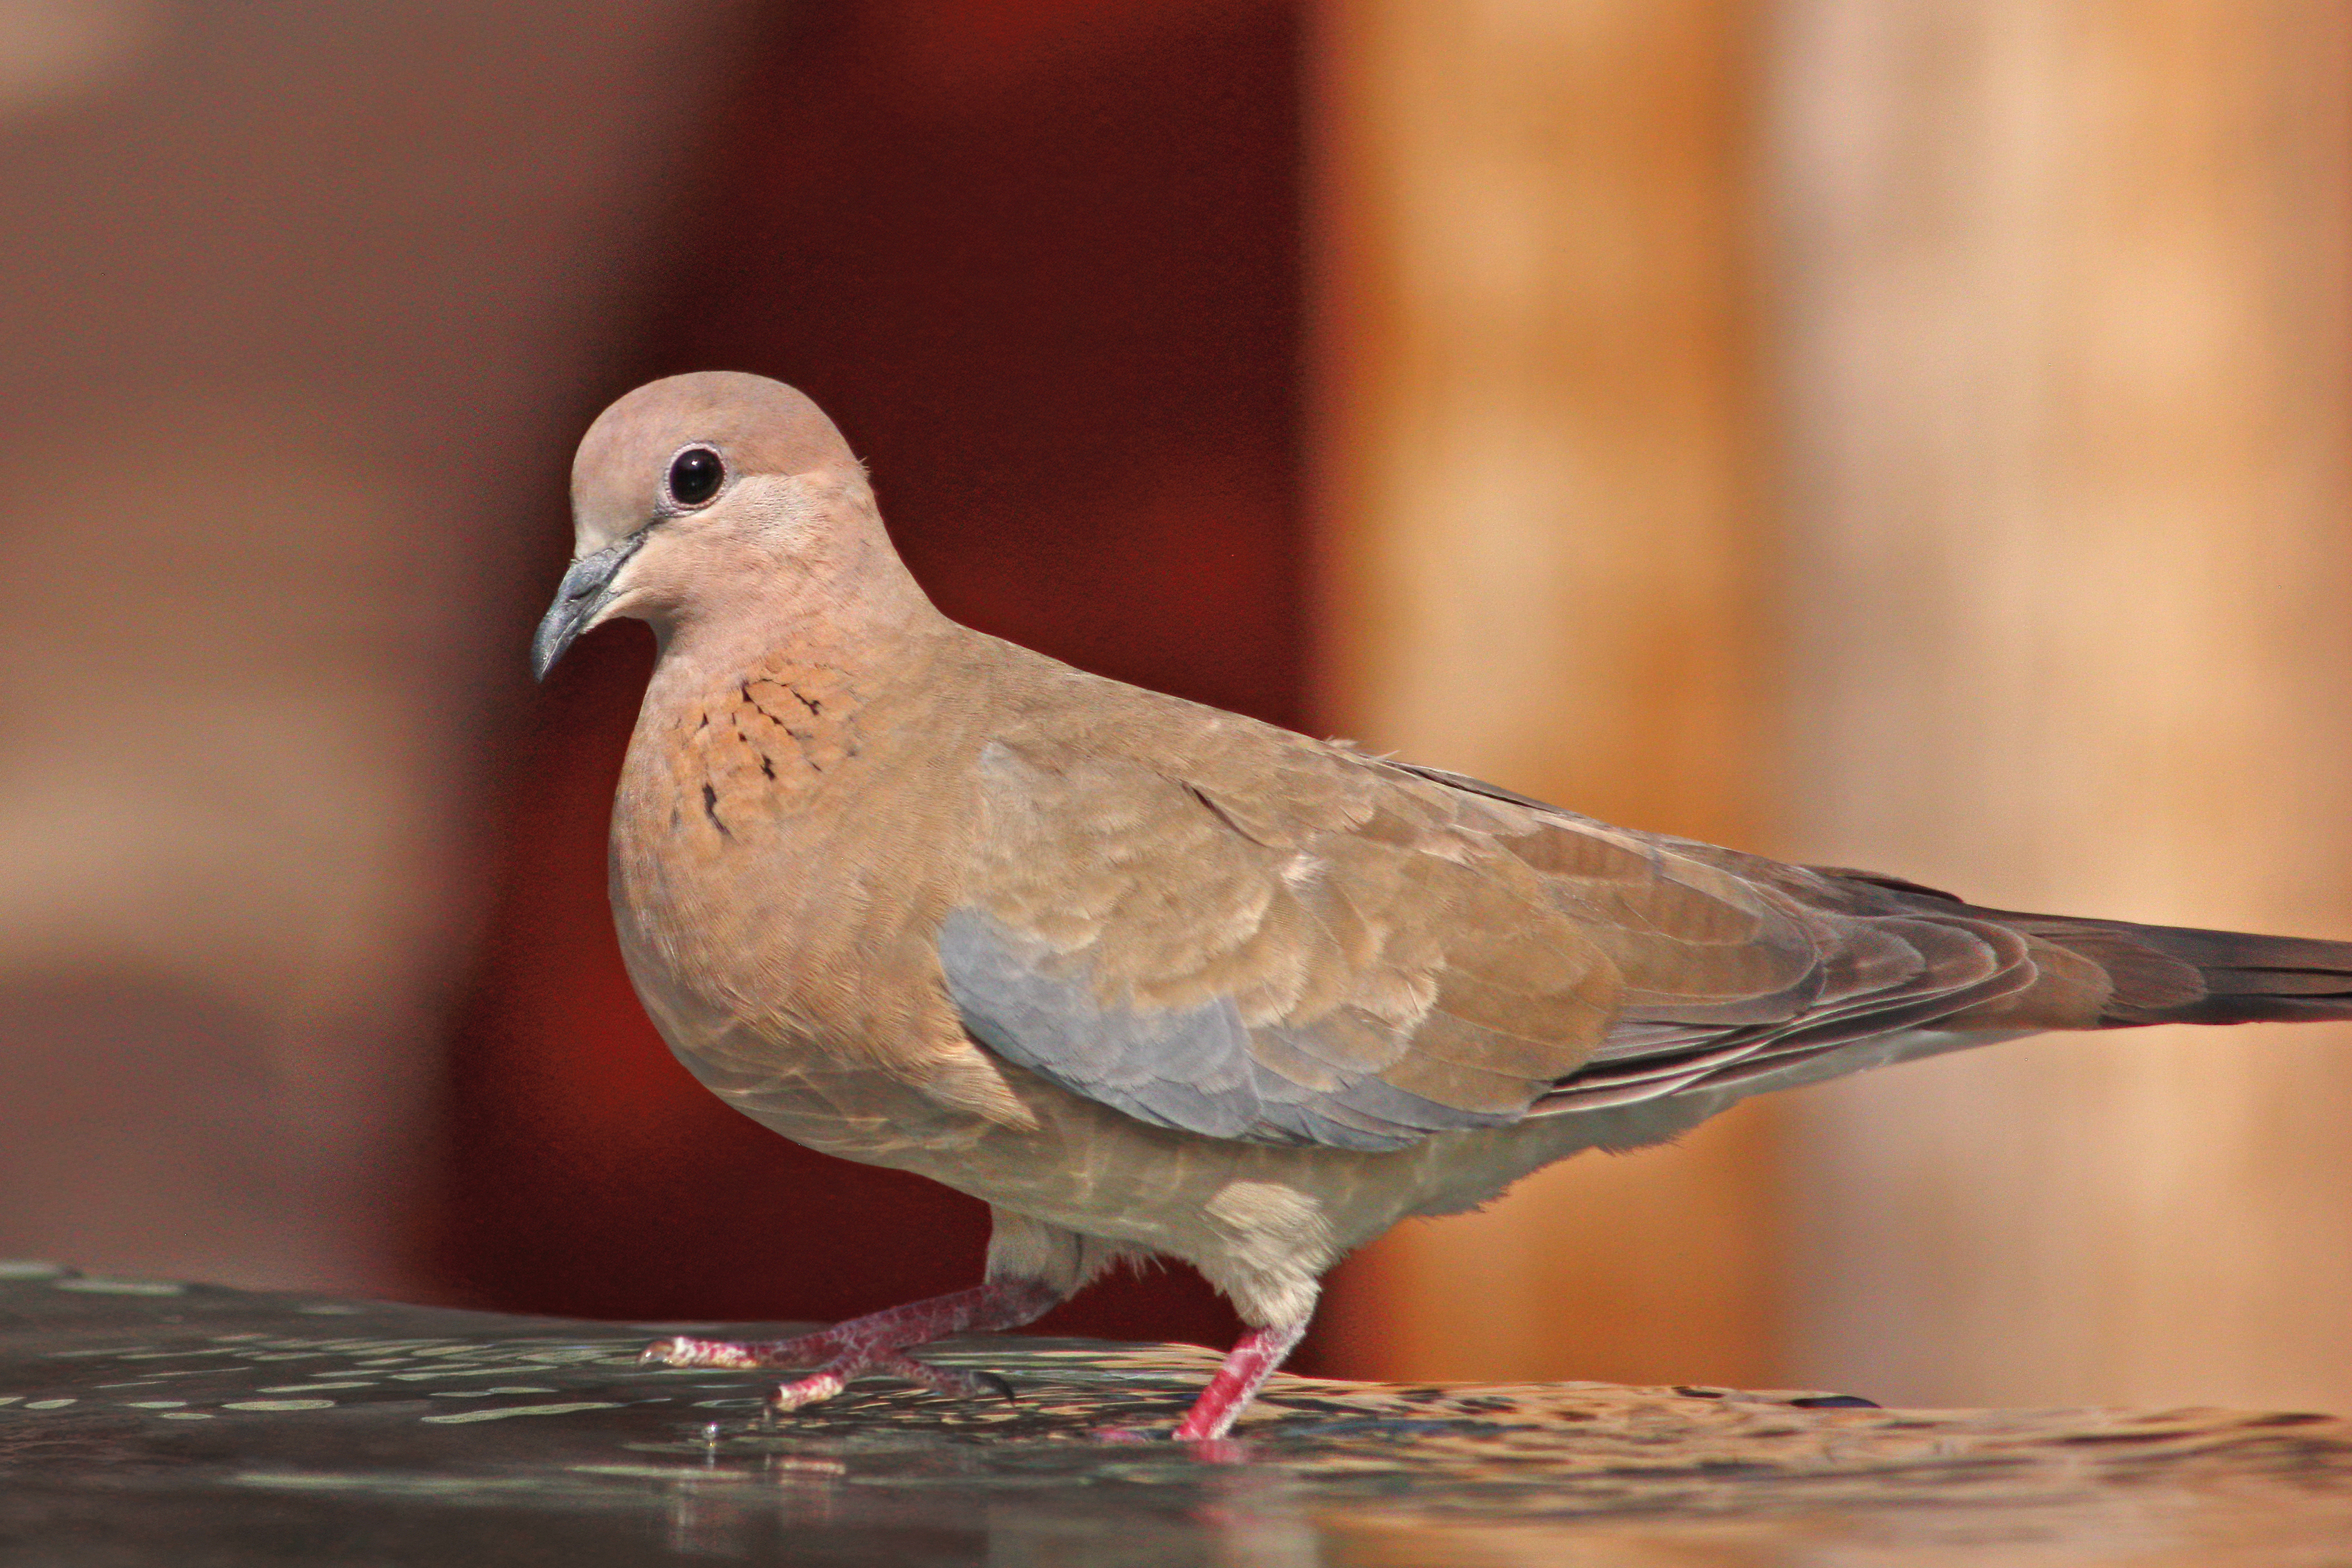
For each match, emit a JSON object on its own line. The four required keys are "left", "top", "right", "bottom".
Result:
{"left": 534, "top": 371, "right": 922, "bottom": 679}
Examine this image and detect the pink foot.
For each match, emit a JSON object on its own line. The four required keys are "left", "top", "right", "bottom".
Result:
{"left": 1170, "top": 1319, "right": 1308, "bottom": 1442}
{"left": 640, "top": 1278, "right": 1063, "bottom": 1414}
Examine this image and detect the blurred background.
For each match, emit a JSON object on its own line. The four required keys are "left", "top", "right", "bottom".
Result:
{"left": 1, "top": 0, "right": 2347, "bottom": 1412}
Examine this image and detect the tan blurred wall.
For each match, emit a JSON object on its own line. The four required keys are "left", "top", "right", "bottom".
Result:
{"left": 1311, "top": 0, "right": 2352, "bottom": 1411}
{"left": 0, "top": 3, "right": 743, "bottom": 1292}
{"left": 1772, "top": 1, "right": 2352, "bottom": 1409}
{"left": 1309, "top": 0, "right": 1779, "bottom": 1387}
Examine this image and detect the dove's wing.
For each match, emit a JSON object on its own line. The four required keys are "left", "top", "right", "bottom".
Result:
{"left": 937, "top": 710, "right": 2046, "bottom": 1152}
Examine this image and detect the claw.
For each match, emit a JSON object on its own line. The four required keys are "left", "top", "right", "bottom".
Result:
{"left": 751, "top": 1352, "right": 1022, "bottom": 1417}
{"left": 767, "top": 1363, "right": 854, "bottom": 1413}
{"left": 636, "top": 1329, "right": 838, "bottom": 1371}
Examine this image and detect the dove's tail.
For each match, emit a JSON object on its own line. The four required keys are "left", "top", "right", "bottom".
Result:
{"left": 1965, "top": 908, "right": 2352, "bottom": 1027}
{"left": 1529, "top": 876, "right": 2352, "bottom": 1141}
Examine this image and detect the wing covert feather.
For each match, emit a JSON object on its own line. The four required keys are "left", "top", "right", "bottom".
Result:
{"left": 936, "top": 706, "right": 2042, "bottom": 1150}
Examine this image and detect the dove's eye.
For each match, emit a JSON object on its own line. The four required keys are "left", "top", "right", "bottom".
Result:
{"left": 668, "top": 446, "right": 725, "bottom": 507}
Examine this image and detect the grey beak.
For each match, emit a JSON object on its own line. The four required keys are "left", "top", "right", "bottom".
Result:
{"left": 533, "top": 533, "right": 647, "bottom": 681}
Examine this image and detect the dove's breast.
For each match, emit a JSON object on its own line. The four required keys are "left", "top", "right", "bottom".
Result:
{"left": 605, "top": 637, "right": 1020, "bottom": 1150}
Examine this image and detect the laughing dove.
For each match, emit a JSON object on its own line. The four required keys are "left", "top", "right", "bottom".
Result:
{"left": 534, "top": 371, "right": 2352, "bottom": 1441}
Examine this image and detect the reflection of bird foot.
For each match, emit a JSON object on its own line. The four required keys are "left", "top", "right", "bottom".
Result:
{"left": 1088, "top": 1426, "right": 1246, "bottom": 1464}
{"left": 1092, "top": 1425, "right": 1152, "bottom": 1444}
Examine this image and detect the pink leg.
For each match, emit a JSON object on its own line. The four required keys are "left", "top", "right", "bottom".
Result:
{"left": 641, "top": 1278, "right": 1064, "bottom": 1412}
{"left": 1170, "top": 1319, "right": 1309, "bottom": 1442}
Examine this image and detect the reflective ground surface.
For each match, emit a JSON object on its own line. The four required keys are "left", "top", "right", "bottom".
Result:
{"left": 3, "top": 1263, "right": 2349, "bottom": 1565}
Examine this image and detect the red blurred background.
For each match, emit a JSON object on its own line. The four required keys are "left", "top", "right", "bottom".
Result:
{"left": 434, "top": 0, "right": 1307, "bottom": 1356}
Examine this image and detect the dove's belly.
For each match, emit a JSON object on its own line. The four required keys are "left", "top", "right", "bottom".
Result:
{"left": 639, "top": 997, "right": 1633, "bottom": 1323}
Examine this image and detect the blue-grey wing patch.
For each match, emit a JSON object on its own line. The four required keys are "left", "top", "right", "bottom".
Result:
{"left": 938, "top": 906, "right": 1514, "bottom": 1151}
{"left": 939, "top": 905, "right": 1259, "bottom": 1140}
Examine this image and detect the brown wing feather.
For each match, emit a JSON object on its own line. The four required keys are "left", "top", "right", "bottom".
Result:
{"left": 939, "top": 680, "right": 2071, "bottom": 1151}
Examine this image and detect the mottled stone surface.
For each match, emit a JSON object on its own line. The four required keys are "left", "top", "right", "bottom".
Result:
{"left": 3, "top": 1262, "right": 2349, "bottom": 1564}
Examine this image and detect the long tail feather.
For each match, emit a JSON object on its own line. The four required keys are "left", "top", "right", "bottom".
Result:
{"left": 1867, "top": 878, "right": 2352, "bottom": 1027}
{"left": 2027, "top": 916, "right": 2352, "bottom": 1025}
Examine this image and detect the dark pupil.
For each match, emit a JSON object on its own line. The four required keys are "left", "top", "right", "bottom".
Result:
{"left": 669, "top": 448, "right": 723, "bottom": 505}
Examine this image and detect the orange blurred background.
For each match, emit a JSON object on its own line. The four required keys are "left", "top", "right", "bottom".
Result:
{"left": 3, "top": 0, "right": 2349, "bottom": 1414}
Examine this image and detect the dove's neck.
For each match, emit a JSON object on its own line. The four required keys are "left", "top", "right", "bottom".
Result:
{"left": 647, "top": 508, "right": 948, "bottom": 690}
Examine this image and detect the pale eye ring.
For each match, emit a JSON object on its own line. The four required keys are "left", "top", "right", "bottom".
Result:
{"left": 667, "top": 446, "right": 725, "bottom": 507}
